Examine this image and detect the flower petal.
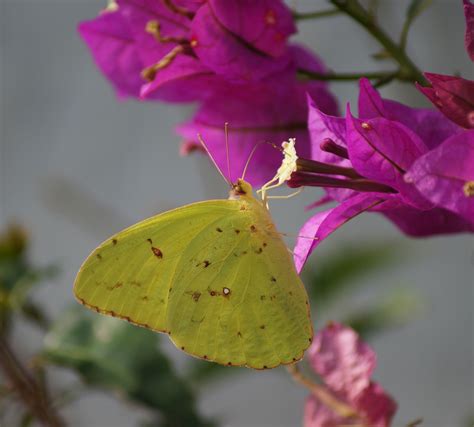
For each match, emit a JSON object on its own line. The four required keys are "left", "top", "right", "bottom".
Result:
{"left": 379, "top": 203, "right": 474, "bottom": 236}
{"left": 304, "top": 324, "right": 397, "bottom": 427}
{"left": 118, "top": 0, "right": 190, "bottom": 65}
{"left": 177, "top": 81, "right": 311, "bottom": 186}
{"left": 359, "top": 78, "right": 460, "bottom": 148}
{"left": 190, "top": 3, "right": 292, "bottom": 82}
{"left": 417, "top": 73, "right": 474, "bottom": 129}
{"left": 405, "top": 130, "right": 474, "bottom": 223}
{"left": 210, "top": 0, "right": 296, "bottom": 58}
{"left": 308, "top": 323, "right": 376, "bottom": 401}
{"left": 78, "top": 10, "right": 144, "bottom": 98}
{"left": 346, "top": 110, "right": 432, "bottom": 209}
{"left": 304, "top": 396, "right": 345, "bottom": 427}
{"left": 294, "top": 194, "right": 384, "bottom": 273}
{"left": 355, "top": 382, "right": 397, "bottom": 427}
{"left": 140, "top": 55, "right": 226, "bottom": 101}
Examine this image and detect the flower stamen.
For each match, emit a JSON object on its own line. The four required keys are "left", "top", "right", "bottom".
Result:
{"left": 463, "top": 181, "right": 474, "bottom": 197}
{"left": 141, "top": 45, "right": 184, "bottom": 82}
{"left": 146, "top": 20, "right": 188, "bottom": 44}
{"left": 259, "top": 138, "right": 298, "bottom": 201}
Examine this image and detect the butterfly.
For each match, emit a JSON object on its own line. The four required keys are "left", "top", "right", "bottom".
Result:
{"left": 74, "top": 138, "right": 313, "bottom": 369}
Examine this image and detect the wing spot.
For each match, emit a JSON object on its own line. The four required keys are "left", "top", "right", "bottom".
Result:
{"left": 181, "top": 346, "right": 185, "bottom": 350}
{"left": 106, "top": 282, "right": 123, "bottom": 291}
{"left": 292, "top": 358, "right": 297, "bottom": 362}
{"left": 209, "top": 290, "right": 217, "bottom": 296}
{"left": 237, "top": 331, "right": 242, "bottom": 338}
{"left": 147, "top": 238, "right": 153, "bottom": 244}
{"left": 192, "top": 291, "right": 201, "bottom": 302}
{"left": 141, "top": 296, "right": 150, "bottom": 301}
{"left": 227, "top": 362, "right": 232, "bottom": 366}
{"left": 250, "top": 225, "right": 257, "bottom": 232}
{"left": 216, "top": 227, "right": 223, "bottom": 232}
{"left": 131, "top": 281, "right": 141, "bottom": 287}
{"left": 263, "top": 365, "right": 268, "bottom": 369}
{"left": 288, "top": 291, "right": 293, "bottom": 296}
{"left": 203, "top": 355, "right": 208, "bottom": 359}
{"left": 151, "top": 247, "right": 163, "bottom": 258}
{"left": 242, "top": 250, "right": 248, "bottom": 255}
{"left": 234, "top": 229, "right": 240, "bottom": 234}
{"left": 260, "top": 325, "right": 265, "bottom": 329}
{"left": 112, "top": 238, "right": 118, "bottom": 245}
{"left": 263, "top": 242, "right": 267, "bottom": 247}
{"left": 203, "top": 260, "right": 211, "bottom": 268}
{"left": 255, "top": 247, "right": 263, "bottom": 254}
{"left": 270, "top": 276, "right": 277, "bottom": 282}
{"left": 96, "top": 254, "right": 102, "bottom": 260}
{"left": 260, "top": 295, "right": 266, "bottom": 301}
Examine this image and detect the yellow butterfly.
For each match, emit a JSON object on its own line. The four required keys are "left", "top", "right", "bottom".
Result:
{"left": 74, "top": 138, "right": 312, "bottom": 369}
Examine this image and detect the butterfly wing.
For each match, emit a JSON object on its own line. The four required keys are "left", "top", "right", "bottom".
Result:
{"left": 74, "top": 198, "right": 312, "bottom": 369}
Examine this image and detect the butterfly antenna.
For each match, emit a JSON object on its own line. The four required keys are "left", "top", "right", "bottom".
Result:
{"left": 198, "top": 134, "right": 232, "bottom": 187}
{"left": 224, "top": 122, "right": 232, "bottom": 183}
{"left": 241, "top": 141, "right": 281, "bottom": 181}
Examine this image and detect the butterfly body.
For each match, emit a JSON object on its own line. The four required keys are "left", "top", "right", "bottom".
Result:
{"left": 74, "top": 179, "right": 312, "bottom": 369}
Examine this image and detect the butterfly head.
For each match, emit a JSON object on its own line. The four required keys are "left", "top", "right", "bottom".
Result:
{"left": 229, "top": 179, "right": 253, "bottom": 199}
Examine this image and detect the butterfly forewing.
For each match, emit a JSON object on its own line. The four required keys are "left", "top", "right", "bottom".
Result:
{"left": 74, "top": 196, "right": 312, "bottom": 369}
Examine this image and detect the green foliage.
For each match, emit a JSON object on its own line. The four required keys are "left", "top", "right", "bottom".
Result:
{"left": 0, "top": 225, "right": 55, "bottom": 332}
{"left": 43, "top": 307, "right": 215, "bottom": 427}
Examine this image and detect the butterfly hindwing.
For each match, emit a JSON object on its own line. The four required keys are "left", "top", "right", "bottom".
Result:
{"left": 74, "top": 197, "right": 312, "bottom": 369}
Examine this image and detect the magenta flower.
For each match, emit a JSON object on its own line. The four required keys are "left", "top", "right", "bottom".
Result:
{"left": 79, "top": 0, "right": 296, "bottom": 101}
{"left": 291, "top": 79, "right": 474, "bottom": 272}
{"left": 417, "top": 73, "right": 474, "bottom": 129}
{"left": 465, "top": 0, "right": 474, "bottom": 61}
{"left": 406, "top": 130, "right": 474, "bottom": 223}
{"left": 178, "top": 45, "right": 339, "bottom": 186}
{"left": 416, "top": 1, "right": 474, "bottom": 128}
{"left": 304, "top": 323, "right": 397, "bottom": 427}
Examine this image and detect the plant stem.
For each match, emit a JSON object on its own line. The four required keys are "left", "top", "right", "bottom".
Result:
{"left": 286, "top": 364, "right": 359, "bottom": 420}
{"left": 294, "top": 9, "right": 342, "bottom": 20}
{"left": 298, "top": 69, "right": 401, "bottom": 82}
{"left": 329, "top": 0, "right": 426, "bottom": 85}
{"left": 0, "top": 335, "right": 65, "bottom": 427}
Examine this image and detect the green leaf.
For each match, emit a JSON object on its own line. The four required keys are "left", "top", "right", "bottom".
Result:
{"left": 303, "top": 242, "right": 401, "bottom": 310}
{"left": 43, "top": 307, "right": 215, "bottom": 427}
{"left": 400, "top": 0, "right": 433, "bottom": 50}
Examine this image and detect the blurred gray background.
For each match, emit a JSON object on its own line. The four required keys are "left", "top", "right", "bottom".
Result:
{"left": 1, "top": 0, "right": 473, "bottom": 426}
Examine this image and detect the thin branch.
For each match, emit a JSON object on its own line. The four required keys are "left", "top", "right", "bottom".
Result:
{"left": 298, "top": 68, "right": 403, "bottom": 82}
{"left": 286, "top": 364, "right": 359, "bottom": 420}
{"left": 0, "top": 335, "right": 65, "bottom": 427}
{"left": 329, "top": 0, "right": 426, "bottom": 85}
{"left": 293, "top": 9, "right": 342, "bottom": 20}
